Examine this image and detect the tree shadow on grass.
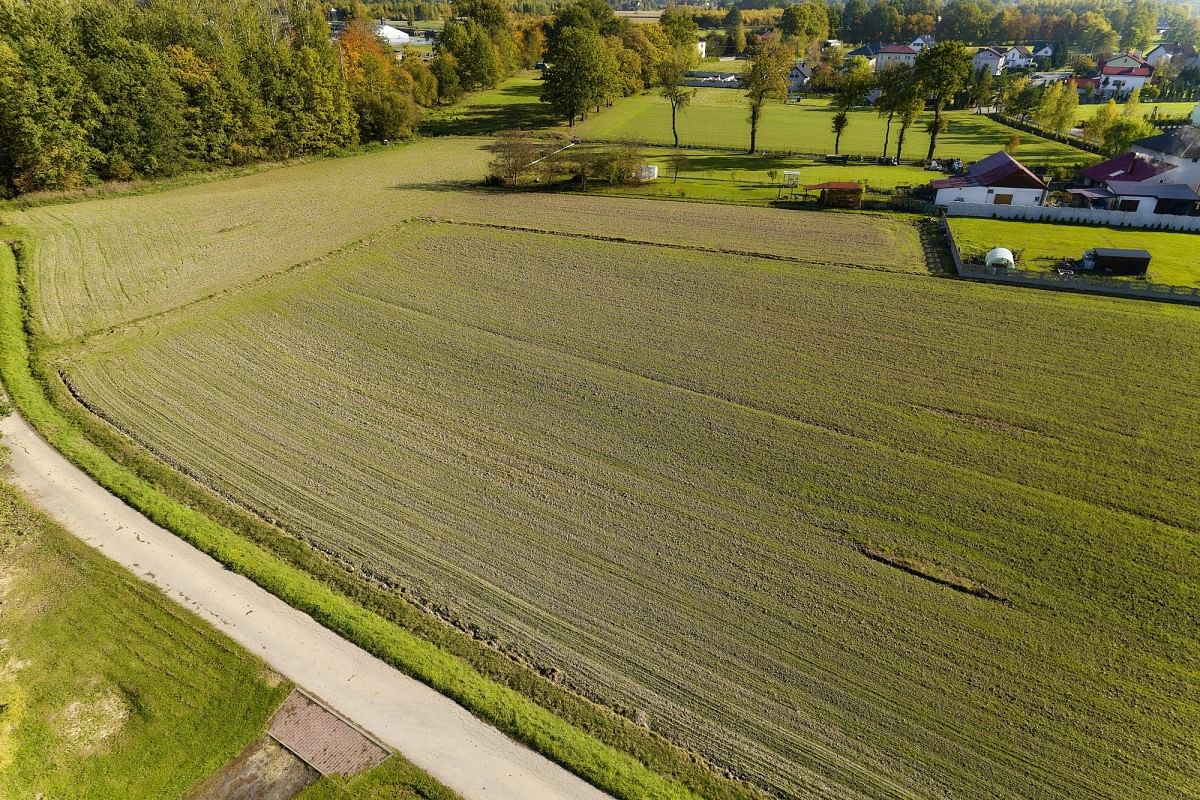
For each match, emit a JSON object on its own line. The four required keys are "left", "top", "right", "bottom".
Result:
{"left": 420, "top": 83, "right": 562, "bottom": 137}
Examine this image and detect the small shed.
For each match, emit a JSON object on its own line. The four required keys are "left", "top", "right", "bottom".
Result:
{"left": 1088, "top": 248, "right": 1151, "bottom": 276}
{"left": 806, "top": 181, "right": 863, "bottom": 209}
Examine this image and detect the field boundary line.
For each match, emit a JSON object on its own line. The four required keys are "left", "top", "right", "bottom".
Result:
{"left": 420, "top": 217, "right": 923, "bottom": 276}
{"left": 0, "top": 240, "right": 761, "bottom": 800}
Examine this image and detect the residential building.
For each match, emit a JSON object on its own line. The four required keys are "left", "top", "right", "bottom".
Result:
{"left": 697, "top": 39, "right": 707, "bottom": 59}
{"left": 1003, "top": 45, "right": 1034, "bottom": 69}
{"left": 932, "top": 151, "right": 1048, "bottom": 207}
{"left": 876, "top": 44, "right": 917, "bottom": 71}
{"left": 847, "top": 43, "right": 883, "bottom": 70}
{"left": 909, "top": 34, "right": 936, "bottom": 52}
{"left": 973, "top": 47, "right": 1006, "bottom": 76}
{"left": 1131, "top": 125, "right": 1200, "bottom": 189}
{"left": 1077, "top": 181, "right": 1200, "bottom": 214}
{"left": 788, "top": 62, "right": 813, "bottom": 93}
{"left": 1078, "top": 152, "right": 1177, "bottom": 188}
{"left": 1029, "top": 42, "right": 1057, "bottom": 62}
{"left": 1145, "top": 43, "right": 1199, "bottom": 68}
{"left": 1098, "top": 53, "right": 1154, "bottom": 97}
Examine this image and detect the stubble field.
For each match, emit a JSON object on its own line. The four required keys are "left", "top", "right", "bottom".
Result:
{"left": 9, "top": 139, "right": 1200, "bottom": 800}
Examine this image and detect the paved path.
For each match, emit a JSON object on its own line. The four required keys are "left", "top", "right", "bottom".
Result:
{"left": 0, "top": 410, "right": 611, "bottom": 800}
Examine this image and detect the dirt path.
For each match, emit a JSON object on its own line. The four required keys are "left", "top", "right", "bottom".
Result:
{"left": 0, "top": 410, "right": 611, "bottom": 800}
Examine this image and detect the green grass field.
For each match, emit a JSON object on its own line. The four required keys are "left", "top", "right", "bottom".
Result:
{"left": 0, "top": 476, "right": 289, "bottom": 799}
{"left": 10, "top": 139, "right": 1200, "bottom": 800}
{"left": 1074, "top": 100, "right": 1197, "bottom": 121}
{"left": 569, "top": 84, "right": 1090, "bottom": 164}
{"left": 948, "top": 217, "right": 1200, "bottom": 286}
{"left": 297, "top": 754, "right": 463, "bottom": 800}
{"left": 576, "top": 146, "right": 934, "bottom": 204}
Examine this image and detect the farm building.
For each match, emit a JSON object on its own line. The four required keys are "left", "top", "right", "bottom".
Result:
{"left": 806, "top": 181, "right": 863, "bottom": 208}
{"left": 931, "top": 151, "right": 1048, "bottom": 207}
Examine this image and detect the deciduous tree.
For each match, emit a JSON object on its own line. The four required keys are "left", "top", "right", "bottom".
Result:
{"left": 742, "top": 34, "right": 791, "bottom": 154}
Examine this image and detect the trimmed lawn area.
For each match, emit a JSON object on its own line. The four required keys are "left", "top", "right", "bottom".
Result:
{"left": 420, "top": 74, "right": 559, "bottom": 136}
{"left": 948, "top": 216, "right": 1200, "bottom": 286}
{"left": 1075, "top": 101, "right": 1196, "bottom": 121}
{"left": 576, "top": 146, "right": 933, "bottom": 204}
{"left": 0, "top": 477, "right": 289, "bottom": 799}
{"left": 574, "top": 87, "right": 1091, "bottom": 165}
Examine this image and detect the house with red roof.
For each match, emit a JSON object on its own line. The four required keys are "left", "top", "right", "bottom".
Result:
{"left": 1097, "top": 53, "right": 1154, "bottom": 98}
{"left": 931, "top": 151, "right": 1048, "bottom": 207}
{"left": 876, "top": 44, "right": 917, "bottom": 71}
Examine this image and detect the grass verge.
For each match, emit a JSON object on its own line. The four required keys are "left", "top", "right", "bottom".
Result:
{"left": 0, "top": 478, "right": 289, "bottom": 799}
{"left": 0, "top": 236, "right": 764, "bottom": 800}
{"left": 296, "top": 754, "right": 465, "bottom": 800}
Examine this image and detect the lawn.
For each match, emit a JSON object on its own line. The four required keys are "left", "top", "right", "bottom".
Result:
{"left": 0, "top": 477, "right": 290, "bottom": 799}
{"left": 12, "top": 141, "right": 1200, "bottom": 800}
{"left": 577, "top": 146, "right": 933, "bottom": 204}
{"left": 574, "top": 85, "right": 1091, "bottom": 165}
{"left": 1074, "top": 100, "right": 1196, "bottom": 121}
{"left": 948, "top": 216, "right": 1200, "bottom": 286}
{"left": 297, "top": 754, "right": 463, "bottom": 800}
{"left": 420, "top": 74, "right": 560, "bottom": 136}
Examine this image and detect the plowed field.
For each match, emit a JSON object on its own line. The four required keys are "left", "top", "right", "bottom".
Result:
{"left": 13, "top": 139, "right": 1200, "bottom": 800}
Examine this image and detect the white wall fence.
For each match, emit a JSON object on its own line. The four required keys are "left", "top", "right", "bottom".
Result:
{"left": 943, "top": 202, "right": 1200, "bottom": 232}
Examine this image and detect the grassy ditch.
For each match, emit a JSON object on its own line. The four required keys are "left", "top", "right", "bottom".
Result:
{"left": 0, "top": 238, "right": 765, "bottom": 800}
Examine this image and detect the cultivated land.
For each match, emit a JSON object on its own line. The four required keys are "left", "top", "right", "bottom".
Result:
{"left": 0, "top": 473, "right": 288, "bottom": 799}
{"left": 9, "top": 138, "right": 1200, "bottom": 799}
{"left": 949, "top": 216, "right": 1200, "bottom": 286}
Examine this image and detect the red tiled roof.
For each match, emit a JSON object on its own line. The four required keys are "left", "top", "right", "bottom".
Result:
{"left": 880, "top": 44, "right": 917, "bottom": 54}
{"left": 807, "top": 181, "right": 862, "bottom": 190}
{"left": 930, "top": 151, "right": 1047, "bottom": 190}
{"left": 1079, "top": 152, "right": 1176, "bottom": 183}
{"left": 1101, "top": 65, "right": 1152, "bottom": 76}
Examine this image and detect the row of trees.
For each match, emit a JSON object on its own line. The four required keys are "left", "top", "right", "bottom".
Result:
{"left": 0, "top": 0, "right": 464, "bottom": 196}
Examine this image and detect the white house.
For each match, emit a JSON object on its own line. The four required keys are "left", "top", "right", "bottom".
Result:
{"left": 696, "top": 40, "right": 707, "bottom": 59}
{"left": 875, "top": 44, "right": 917, "bottom": 71}
{"left": 1131, "top": 124, "right": 1200, "bottom": 189}
{"left": 1003, "top": 45, "right": 1033, "bottom": 69}
{"left": 374, "top": 23, "right": 411, "bottom": 48}
{"left": 973, "top": 47, "right": 1006, "bottom": 76}
{"left": 1030, "top": 42, "right": 1056, "bottom": 61}
{"left": 1145, "top": 42, "right": 1198, "bottom": 68}
{"left": 1098, "top": 53, "right": 1154, "bottom": 98}
{"left": 932, "top": 151, "right": 1048, "bottom": 207}
{"left": 787, "top": 62, "right": 813, "bottom": 92}
{"left": 909, "top": 34, "right": 935, "bottom": 52}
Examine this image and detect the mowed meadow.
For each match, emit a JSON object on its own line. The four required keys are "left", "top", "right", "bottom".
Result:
{"left": 9, "top": 139, "right": 1200, "bottom": 799}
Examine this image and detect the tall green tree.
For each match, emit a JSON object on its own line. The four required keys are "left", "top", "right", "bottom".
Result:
{"left": 541, "top": 26, "right": 612, "bottom": 125}
{"left": 894, "top": 95, "right": 923, "bottom": 161}
{"left": 659, "top": 5, "right": 699, "bottom": 50}
{"left": 831, "top": 111, "right": 849, "bottom": 153}
{"left": 655, "top": 44, "right": 698, "bottom": 147}
{"left": 875, "top": 63, "right": 918, "bottom": 158}
{"left": 742, "top": 34, "right": 791, "bottom": 154}
{"left": 915, "top": 40, "right": 972, "bottom": 161}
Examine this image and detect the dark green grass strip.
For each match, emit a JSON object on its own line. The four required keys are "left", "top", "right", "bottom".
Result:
{"left": 0, "top": 237, "right": 763, "bottom": 800}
